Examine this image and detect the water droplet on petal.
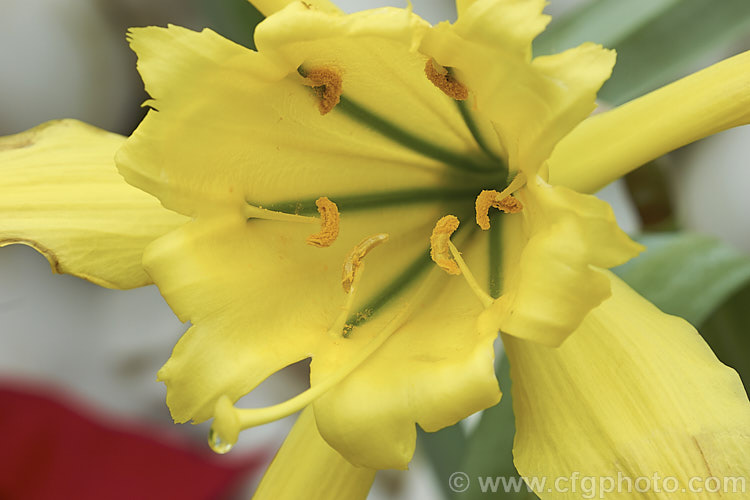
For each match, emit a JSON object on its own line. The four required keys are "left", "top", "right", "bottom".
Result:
{"left": 208, "top": 426, "right": 233, "bottom": 454}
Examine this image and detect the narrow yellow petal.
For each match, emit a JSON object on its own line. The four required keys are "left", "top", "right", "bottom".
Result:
{"left": 152, "top": 201, "right": 450, "bottom": 423}
{"left": 151, "top": 204, "right": 500, "bottom": 469}
{"left": 504, "top": 273, "right": 750, "bottom": 499}
{"left": 0, "top": 120, "right": 185, "bottom": 289}
{"left": 253, "top": 407, "right": 375, "bottom": 500}
{"left": 313, "top": 236, "right": 500, "bottom": 469}
{"left": 250, "top": 0, "right": 341, "bottom": 18}
{"left": 549, "top": 50, "right": 750, "bottom": 194}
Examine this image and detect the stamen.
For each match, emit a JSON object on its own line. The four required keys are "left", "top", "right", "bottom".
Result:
{"left": 424, "top": 59, "right": 469, "bottom": 101}
{"left": 475, "top": 172, "right": 527, "bottom": 230}
{"left": 244, "top": 197, "right": 339, "bottom": 247}
{"left": 306, "top": 196, "right": 340, "bottom": 247}
{"left": 304, "top": 67, "right": 343, "bottom": 115}
{"left": 430, "top": 216, "right": 494, "bottom": 307}
{"left": 329, "top": 233, "right": 389, "bottom": 337}
{"left": 475, "top": 192, "right": 522, "bottom": 230}
{"left": 430, "top": 215, "right": 461, "bottom": 275}
{"left": 447, "top": 240, "right": 494, "bottom": 308}
{"left": 342, "top": 233, "right": 389, "bottom": 293}
{"left": 244, "top": 204, "right": 320, "bottom": 225}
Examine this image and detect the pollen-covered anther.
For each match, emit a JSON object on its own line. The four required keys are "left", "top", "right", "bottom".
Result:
{"left": 306, "top": 196, "right": 340, "bottom": 247}
{"left": 328, "top": 233, "right": 389, "bottom": 338}
{"left": 475, "top": 190, "right": 524, "bottom": 230}
{"left": 342, "top": 233, "right": 389, "bottom": 293}
{"left": 424, "top": 59, "right": 469, "bottom": 101}
{"left": 430, "top": 215, "right": 461, "bottom": 275}
{"left": 304, "top": 67, "right": 343, "bottom": 115}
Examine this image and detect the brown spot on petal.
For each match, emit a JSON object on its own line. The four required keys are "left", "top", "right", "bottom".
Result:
{"left": 0, "top": 238, "right": 63, "bottom": 274}
{"left": 0, "top": 136, "right": 34, "bottom": 151}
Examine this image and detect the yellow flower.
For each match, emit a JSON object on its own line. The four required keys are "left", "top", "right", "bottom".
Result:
{"left": 2, "top": 0, "right": 750, "bottom": 498}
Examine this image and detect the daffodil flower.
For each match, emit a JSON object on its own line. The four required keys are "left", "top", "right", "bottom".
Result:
{"left": 2, "top": 0, "right": 750, "bottom": 498}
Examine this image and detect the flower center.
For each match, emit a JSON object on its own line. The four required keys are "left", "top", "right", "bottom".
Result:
{"left": 428, "top": 174, "right": 527, "bottom": 306}
{"left": 208, "top": 57, "right": 529, "bottom": 453}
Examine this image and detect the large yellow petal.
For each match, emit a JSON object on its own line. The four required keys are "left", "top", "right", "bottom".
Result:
{"left": 313, "top": 233, "right": 500, "bottom": 469}
{"left": 504, "top": 273, "right": 750, "bottom": 499}
{"left": 150, "top": 200, "right": 500, "bottom": 469}
{"left": 480, "top": 178, "right": 642, "bottom": 346}
{"left": 420, "top": 0, "right": 615, "bottom": 173}
{"left": 549, "top": 50, "right": 750, "bottom": 194}
{"left": 253, "top": 407, "right": 375, "bottom": 500}
{"left": 0, "top": 120, "right": 186, "bottom": 289}
{"left": 116, "top": 17, "right": 502, "bottom": 219}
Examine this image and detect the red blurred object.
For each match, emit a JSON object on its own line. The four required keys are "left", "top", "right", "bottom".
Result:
{"left": 0, "top": 381, "right": 266, "bottom": 500}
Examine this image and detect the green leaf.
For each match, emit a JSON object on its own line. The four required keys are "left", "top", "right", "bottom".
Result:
{"left": 614, "top": 232, "right": 750, "bottom": 327}
{"left": 534, "top": 0, "right": 679, "bottom": 56}
{"left": 598, "top": 0, "right": 750, "bottom": 105}
{"left": 417, "top": 424, "right": 467, "bottom": 499}
{"left": 535, "top": 0, "right": 750, "bottom": 105}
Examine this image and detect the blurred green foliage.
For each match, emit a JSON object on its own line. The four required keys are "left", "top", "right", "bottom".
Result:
{"left": 536, "top": 0, "right": 750, "bottom": 105}
{"left": 193, "top": 0, "right": 264, "bottom": 49}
